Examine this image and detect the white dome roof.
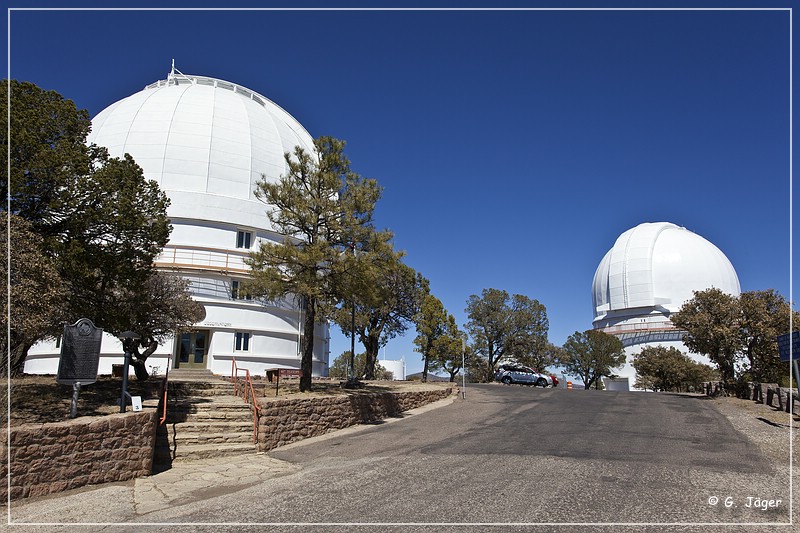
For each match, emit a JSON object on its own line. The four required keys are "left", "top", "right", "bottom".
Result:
{"left": 87, "top": 72, "right": 315, "bottom": 229}
{"left": 592, "top": 222, "right": 740, "bottom": 320}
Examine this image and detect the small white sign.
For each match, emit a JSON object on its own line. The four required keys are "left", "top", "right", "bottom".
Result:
{"left": 131, "top": 396, "right": 142, "bottom": 412}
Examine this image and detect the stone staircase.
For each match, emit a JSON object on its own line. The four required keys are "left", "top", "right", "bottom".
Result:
{"left": 153, "top": 369, "right": 259, "bottom": 471}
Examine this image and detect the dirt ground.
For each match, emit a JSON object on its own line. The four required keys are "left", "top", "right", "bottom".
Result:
{"left": 2, "top": 375, "right": 163, "bottom": 425}
{"left": 1, "top": 374, "right": 455, "bottom": 426}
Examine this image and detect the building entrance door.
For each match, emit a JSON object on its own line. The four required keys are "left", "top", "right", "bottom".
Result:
{"left": 177, "top": 330, "right": 209, "bottom": 368}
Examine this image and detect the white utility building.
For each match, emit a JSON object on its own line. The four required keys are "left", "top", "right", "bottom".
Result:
{"left": 591, "top": 222, "right": 740, "bottom": 390}
{"left": 24, "top": 67, "right": 330, "bottom": 377}
{"left": 380, "top": 359, "right": 407, "bottom": 381}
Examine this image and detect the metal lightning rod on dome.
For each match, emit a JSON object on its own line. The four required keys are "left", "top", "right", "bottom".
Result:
{"left": 168, "top": 59, "right": 192, "bottom": 84}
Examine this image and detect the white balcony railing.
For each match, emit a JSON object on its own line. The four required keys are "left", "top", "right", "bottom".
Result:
{"left": 154, "top": 245, "right": 251, "bottom": 274}
{"left": 599, "top": 321, "right": 678, "bottom": 335}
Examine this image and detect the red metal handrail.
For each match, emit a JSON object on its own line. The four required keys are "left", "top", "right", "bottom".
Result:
{"left": 231, "top": 358, "right": 262, "bottom": 443}
{"left": 159, "top": 358, "right": 171, "bottom": 425}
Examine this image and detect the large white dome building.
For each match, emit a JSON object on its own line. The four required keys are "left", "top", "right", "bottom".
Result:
{"left": 591, "top": 222, "right": 740, "bottom": 390}
{"left": 24, "top": 68, "right": 330, "bottom": 377}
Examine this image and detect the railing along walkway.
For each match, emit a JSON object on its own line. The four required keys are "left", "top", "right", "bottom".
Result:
{"left": 159, "top": 359, "right": 171, "bottom": 425}
{"left": 230, "top": 358, "right": 262, "bottom": 443}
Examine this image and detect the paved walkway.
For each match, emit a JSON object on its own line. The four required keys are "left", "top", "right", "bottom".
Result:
{"left": 133, "top": 454, "right": 300, "bottom": 515}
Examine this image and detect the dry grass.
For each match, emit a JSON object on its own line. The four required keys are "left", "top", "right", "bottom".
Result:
{"left": 2, "top": 375, "right": 162, "bottom": 425}
{"left": 2, "top": 374, "right": 455, "bottom": 426}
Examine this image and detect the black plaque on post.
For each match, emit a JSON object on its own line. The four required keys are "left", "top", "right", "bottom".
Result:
{"left": 57, "top": 318, "right": 102, "bottom": 385}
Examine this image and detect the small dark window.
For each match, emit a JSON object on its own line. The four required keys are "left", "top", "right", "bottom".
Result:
{"left": 231, "top": 280, "right": 252, "bottom": 301}
{"left": 236, "top": 230, "right": 252, "bottom": 249}
{"left": 235, "top": 332, "right": 251, "bottom": 352}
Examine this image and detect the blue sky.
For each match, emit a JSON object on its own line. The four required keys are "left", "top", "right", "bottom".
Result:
{"left": 6, "top": 3, "right": 795, "bottom": 375}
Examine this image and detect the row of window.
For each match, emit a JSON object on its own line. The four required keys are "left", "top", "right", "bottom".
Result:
{"left": 53, "top": 331, "right": 253, "bottom": 352}
{"left": 234, "top": 231, "right": 254, "bottom": 308}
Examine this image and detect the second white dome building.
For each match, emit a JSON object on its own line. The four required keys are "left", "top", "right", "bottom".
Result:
{"left": 591, "top": 222, "right": 740, "bottom": 390}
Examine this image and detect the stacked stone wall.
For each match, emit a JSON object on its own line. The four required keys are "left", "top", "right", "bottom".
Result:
{"left": 1, "top": 410, "right": 157, "bottom": 501}
{"left": 257, "top": 387, "right": 454, "bottom": 452}
{"left": 2, "top": 386, "right": 454, "bottom": 501}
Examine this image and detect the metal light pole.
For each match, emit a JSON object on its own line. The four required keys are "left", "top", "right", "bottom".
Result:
{"left": 348, "top": 242, "right": 357, "bottom": 383}
{"left": 350, "top": 300, "right": 356, "bottom": 380}
{"left": 119, "top": 331, "right": 140, "bottom": 413}
{"left": 344, "top": 242, "right": 362, "bottom": 388}
{"left": 461, "top": 338, "right": 466, "bottom": 399}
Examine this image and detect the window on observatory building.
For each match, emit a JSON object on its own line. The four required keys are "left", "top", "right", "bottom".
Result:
{"left": 231, "top": 280, "right": 252, "bottom": 301}
{"left": 236, "top": 230, "right": 253, "bottom": 249}
{"left": 234, "top": 332, "right": 251, "bottom": 352}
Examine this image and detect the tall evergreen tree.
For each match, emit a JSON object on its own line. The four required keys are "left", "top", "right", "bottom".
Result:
{"left": 332, "top": 232, "right": 427, "bottom": 380}
{"left": 247, "top": 137, "right": 381, "bottom": 391}
{"left": 413, "top": 294, "right": 462, "bottom": 382}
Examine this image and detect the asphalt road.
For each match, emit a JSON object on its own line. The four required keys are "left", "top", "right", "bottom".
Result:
{"left": 9, "top": 384, "right": 794, "bottom": 531}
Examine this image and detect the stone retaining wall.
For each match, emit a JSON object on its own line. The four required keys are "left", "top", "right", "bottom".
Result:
{"left": 1, "top": 410, "right": 157, "bottom": 501}
{"left": 256, "top": 386, "right": 455, "bottom": 452}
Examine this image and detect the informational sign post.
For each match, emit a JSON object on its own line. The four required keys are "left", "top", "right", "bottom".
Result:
{"left": 57, "top": 318, "right": 103, "bottom": 418}
{"left": 57, "top": 318, "right": 102, "bottom": 385}
{"left": 777, "top": 331, "right": 799, "bottom": 362}
{"left": 777, "top": 331, "right": 800, "bottom": 392}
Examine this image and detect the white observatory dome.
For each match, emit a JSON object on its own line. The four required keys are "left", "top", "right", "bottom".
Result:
{"left": 592, "top": 222, "right": 740, "bottom": 326}
{"left": 590, "top": 222, "right": 740, "bottom": 391}
{"left": 87, "top": 71, "right": 315, "bottom": 229}
{"left": 25, "top": 68, "right": 332, "bottom": 378}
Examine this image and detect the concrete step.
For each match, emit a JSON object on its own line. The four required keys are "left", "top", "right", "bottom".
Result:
{"left": 167, "top": 381, "right": 277, "bottom": 399}
{"left": 168, "top": 420, "right": 255, "bottom": 432}
{"left": 163, "top": 400, "right": 254, "bottom": 425}
{"left": 154, "top": 442, "right": 256, "bottom": 463}
{"left": 165, "top": 411, "right": 254, "bottom": 423}
{"left": 168, "top": 368, "right": 216, "bottom": 376}
{"left": 168, "top": 381, "right": 237, "bottom": 395}
{"left": 168, "top": 393, "right": 248, "bottom": 403}
{"left": 167, "top": 395, "right": 253, "bottom": 410}
{"left": 172, "top": 431, "right": 255, "bottom": 446}
{"left": 154, "top": 384, "right": 260, "bottom": 467}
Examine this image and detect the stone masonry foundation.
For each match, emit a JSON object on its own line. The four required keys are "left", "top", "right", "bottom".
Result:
{"left": 1, "top": 410, "right": 157, "bottom": 501}
{"left": 256, "top": 387, "right": 455, "bottom": 452}
{"left": 2, "top": 385, "right": 455, "bottom": 501}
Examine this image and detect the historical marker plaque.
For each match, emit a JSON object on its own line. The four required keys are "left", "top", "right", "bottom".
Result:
{"left": 57, "top": 318, "right": 103, "bottom": 385}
